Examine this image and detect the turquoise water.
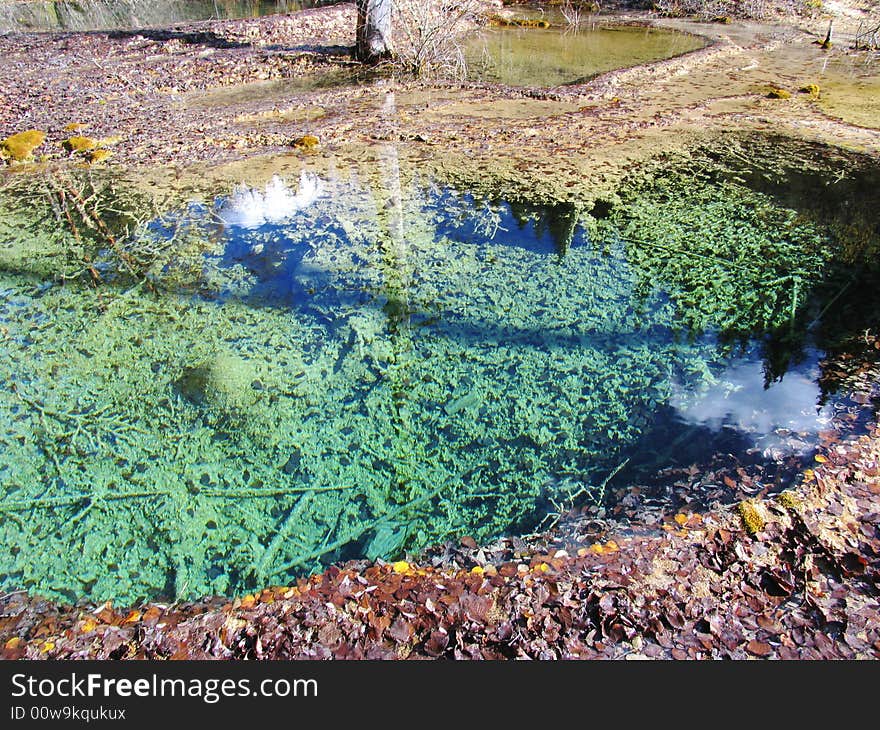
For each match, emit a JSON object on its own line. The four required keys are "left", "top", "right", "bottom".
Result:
{"left": 0, "top": 0, "right": 334, "bottom": 32}
{"left": 0, "top": 136, "right": 877, "bottom": 604}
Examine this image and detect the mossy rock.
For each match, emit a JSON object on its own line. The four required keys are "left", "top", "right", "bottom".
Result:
{"left": 766, "top": 86, "right": 792, "bottom": 100}
{"left": 63, "top": 136, "right": 99, "bottom": 153}
{"left": 291, "top": 135, "right": 320, "bottom": 151}
{"left": 1, "top": 130, "right": 46, "bottom": 162}
{"left": 798, "top": 83, "right": 820, "bottom": 97}
{"left": 175, "top": 351, "right": 261, "bottom": 413}
{"left": 737, "top": 500, "right": 767, "bottom": 535}
{"left": 88, "top": 149, "right": 112, "bottom": 164}
{"left": 776, "top": 491, "right": 802, "bottom": 510}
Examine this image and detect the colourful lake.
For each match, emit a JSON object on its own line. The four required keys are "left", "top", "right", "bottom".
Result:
{"left": 0, "top": 134, "right": 878, "bottom": 604}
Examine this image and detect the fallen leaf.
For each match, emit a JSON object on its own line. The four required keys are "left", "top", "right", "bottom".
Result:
{"left": 746, "top": 639, "right": 772, "bottom": 657}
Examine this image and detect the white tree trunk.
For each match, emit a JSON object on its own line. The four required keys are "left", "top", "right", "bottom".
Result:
{"left": 356, "top": 0, "right": 393, "bottom": 63}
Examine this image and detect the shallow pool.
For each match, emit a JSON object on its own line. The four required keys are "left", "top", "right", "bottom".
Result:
{"left": 0, "top": 134, "right": 877, "bottom": 603}
{"left": 466, "top": 24, "right": 706, "bottom": 87}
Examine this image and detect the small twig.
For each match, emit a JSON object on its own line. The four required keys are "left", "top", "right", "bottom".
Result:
{"left": 0, "top": 490, "right": 174, "bottom": 514}
{"left": 255, "top": 492, "right": 314, "bottom": 581}
{"left": 276, "top": 482, "right": 448, "bottom": 574}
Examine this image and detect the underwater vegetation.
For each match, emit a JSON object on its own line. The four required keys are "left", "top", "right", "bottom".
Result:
{"left": 0, "top": 134, "right": 877, "bottom": 604}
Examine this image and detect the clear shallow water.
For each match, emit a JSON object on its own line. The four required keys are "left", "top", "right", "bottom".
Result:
{"left": 0, "top": 0, "right": 334, "bottom": 32}
{"left": 0, "top": 135, "right": 878, "bottom": 604}
{"left": 466, "top": 25, "right": 706, "bottom": 87}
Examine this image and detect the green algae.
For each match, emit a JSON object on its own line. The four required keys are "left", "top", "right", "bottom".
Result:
{"left": 0, "top": 135, "right": 874, "bottom": 604}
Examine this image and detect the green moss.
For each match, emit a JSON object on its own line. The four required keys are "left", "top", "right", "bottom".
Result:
{"left": 1, "top": 130, "right": 46, "bottom": 162}
{"left": 63, "top": 136, "right": 99, "bottom": 153}
{"left": 766, "top": 86, "right": 792, "bottom": 100}
{"left": 776, "top": 491, "right": 802, "bottom": 510}
{"left": 489, "top": 16, "right": 551, "bottom": 29}
{"left": 290, "top": 135, "right": 319, "bottom": 151}
{"left": 737, "top": 500, "right": 766, "bottom": 535}
{"left": 88, "top": 149, "right": 112, "bottom": 164}
{"left": 798, "top": 83, "right": 820, "bottom": 97}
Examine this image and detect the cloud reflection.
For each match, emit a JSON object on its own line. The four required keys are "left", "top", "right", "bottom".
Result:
{"left": 217, "top": 172, "right": 324, "bottom": 229}
{"left": 670, "top": 354, "right": 833, "bottom": 455}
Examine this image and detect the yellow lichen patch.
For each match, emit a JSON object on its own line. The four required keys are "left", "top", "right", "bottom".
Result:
{"left": 98, "top": 135, "right": 124, "bottom": 146}
{"left": 5, "top": 637, "right": 22, "bottom": 650}
{"left": 814, "top": 454, "right": 828, "bottom": 463}
{"left": 1, "top": 129, "right": 46, "bottom": 162}
{"left": 470, "top": 565, "right": 484, "bottom": 575}
{"left": 798, "top": 83, "right": 820, "bottom": 97}
{"left": 766, "top": 86, "right": 791, "bottom": 100}
{"left": 674, "top": 513, "right": 688, "bottom": 526}
{"left": 290, "top": 134, "right": 319, "bottom": 151}
{"left": 63, "top": 135, "right": 99, "bottom": 153}
{"left": 88, "top": 149, "right": 112, "bottom": 164}
{"left": 392, "top": 560, "right": 410, "bottom": 573}
{"left": 737, "top": 500, "right": 767, "bottom": 536}
{"left": 776, "top": 491, "right": 802, "bottom": 510}
{"left": 64, "top": 122, "right": 87, "bottom": 132}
